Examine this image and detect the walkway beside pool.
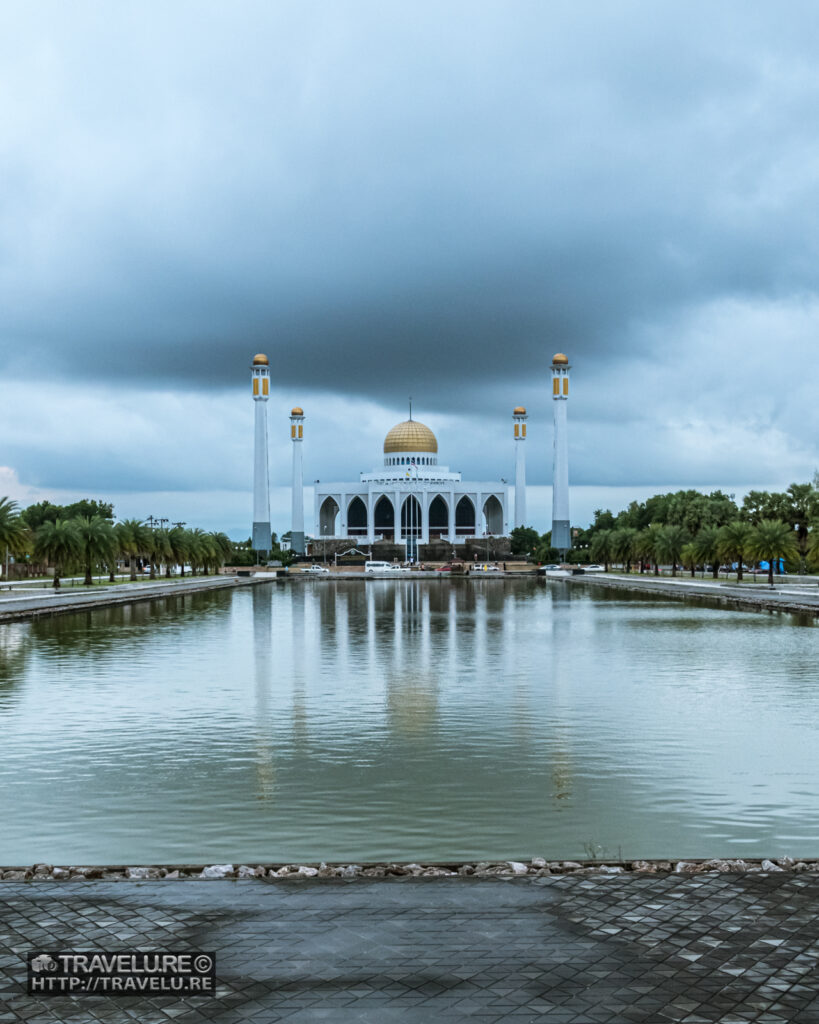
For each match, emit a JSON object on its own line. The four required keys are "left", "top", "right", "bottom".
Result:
{"left": 2, "top": 873, "right": 819, "bottom": 1022}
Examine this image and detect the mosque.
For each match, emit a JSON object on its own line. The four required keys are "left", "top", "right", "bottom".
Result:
{"left": 313, "top": 416, "right": 511, "bottom": 559}
{"left": 250, "top": 352, "right": 572, "bottom": 560}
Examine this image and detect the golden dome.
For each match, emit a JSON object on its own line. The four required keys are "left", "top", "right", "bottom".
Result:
{"left": 384, "top": 419, "right": 438, "bottom": 454}
{"left": 513, "top": 406, "right": 527, "bottom": 415}
{"left": 291, "top": 406, "right": 303, "bottom": 416}
{"left": 252, "top": 353, "right": 269, "bottom": 365}
{"left": 552, "top": 353, "right": 569, "bottom": 365}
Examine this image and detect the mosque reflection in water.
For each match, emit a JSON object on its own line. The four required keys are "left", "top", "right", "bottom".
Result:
{"left": 249, "top": 579, "right": 575, "bottom": 809}
{"left": 2, "top": 577, "right": 817, "bottom": 863}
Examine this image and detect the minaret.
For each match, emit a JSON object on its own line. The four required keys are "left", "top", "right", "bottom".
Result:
{"left": 513, "top": 406, "right": 527, "bottom": 528}
{"left": 251, "top": 354, "right": 271, "bottom": 553}
{"left": 551, "top": 353, "right": 571, "bottom": 554}
{"left": 290, "top": 406, "right": 305, "bottom": 554}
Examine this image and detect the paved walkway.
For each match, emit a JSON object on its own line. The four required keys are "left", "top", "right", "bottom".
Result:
{"left": 2, "top": 874, "right": 819, "bottom": 1022}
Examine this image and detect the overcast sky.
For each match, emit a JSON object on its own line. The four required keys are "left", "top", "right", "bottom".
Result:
{"left": 1, "top": 1, "right": 817, "bottom": 535}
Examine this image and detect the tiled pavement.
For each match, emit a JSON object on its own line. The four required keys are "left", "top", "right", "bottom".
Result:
{"left": 2, "top": 874, "right": 819, "bottom": 1023}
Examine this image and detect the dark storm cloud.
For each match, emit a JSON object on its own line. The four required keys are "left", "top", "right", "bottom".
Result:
{"left": 4, "top": 0, "right": 819, "bottom": 410}
{"left": 1, "top": 0, "right": 818, "bottom": 507}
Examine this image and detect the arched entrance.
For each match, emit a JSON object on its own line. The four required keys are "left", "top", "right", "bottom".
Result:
{"left": 483, "top": 495, "right": 503, "bottom": 535}
{"left": 319, "top": 497, "right": 339, "bottom": 537}
{"left": 428, "top": 495, "right": 449, "bottom": 539}
{"left": 373, "top": 496, "right": 394, "bottom": 539}
{"left": 455, "top": 496, "right": 475, "bottom": 536}
{"left": 347, "top": 496, "right": 367, "bottom": 537}
{"left": 401, "top": 495, "right": 422, "bottom": 561}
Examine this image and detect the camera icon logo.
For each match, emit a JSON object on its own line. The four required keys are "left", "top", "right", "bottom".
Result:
{"left": 30, "top": 954, "right": 58, "bottom": 972}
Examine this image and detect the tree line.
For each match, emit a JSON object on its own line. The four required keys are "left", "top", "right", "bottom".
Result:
{"left": 0, "top": 498, "right": 235, "bottom": 588}
{"left": 510, "top": 481, "right": 819, "bottom": 584}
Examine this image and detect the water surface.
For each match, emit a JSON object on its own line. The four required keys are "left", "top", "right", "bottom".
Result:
{"left": 0, "top": 580, "right": 816, "bottom": 863}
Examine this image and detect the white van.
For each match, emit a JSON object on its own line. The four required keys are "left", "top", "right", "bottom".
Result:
{"left": 365, "top": 561, "right": 394, "bottom": 573}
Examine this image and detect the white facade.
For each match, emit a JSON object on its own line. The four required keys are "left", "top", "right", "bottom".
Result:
{"left": 313, "top": 421, "right": 509, "bottom": 551}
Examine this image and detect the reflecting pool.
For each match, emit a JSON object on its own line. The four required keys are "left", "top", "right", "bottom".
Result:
{"left": 0, "top": 579, "right": 816, "bottom": 863}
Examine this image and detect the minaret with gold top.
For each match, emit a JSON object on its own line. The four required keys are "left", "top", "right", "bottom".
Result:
{"left": 513, "top": 406, "right": 527, "bottom": 527}
{"left": 290, "top": 406, "right": 305, "bottom": 555}
{"left": 251, "top": 354, "right": 271, "bottom": 553}
{"left": 551, "top": 353, "right": 571, "bottom": 554}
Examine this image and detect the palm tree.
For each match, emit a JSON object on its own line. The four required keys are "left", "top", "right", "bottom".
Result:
{"left": 197, "top": 532, "right": 218, "bottom": 575}
{"left": 654, "top": 524, "right": 689, "bottom": 577}
{"left": 211, "top": 532, "right": 233, "bottom": 568}
{"left": 34, "top": 518, "right": 81, "bottom": 589}
{"left": 680, "top": 542, "right": 698, "bottom": 578}
{"left": 718, "top": 521, "right": 753, "bottom": 582}
{"left": 747, "top": 519, "right": 799, "bottom": 585}
{"left": 169, "top": 526, "right": 189, "bottom": 576}
{"left": 201, "top": 532, "right": 232, "bottom": 575}
{"left": 693, "top": 527, "right": 721, "bottom": 579}
{"left": 633, "top": 528, "right": 657, "bottom": 574}
{"left": 646, "top": 522, "right": 664, "bottom": 576}
{"left": 148, "top": 529, "right": 172, "bottom": 580}
{"left": 807, "top": 524, "right": 819, "bottom": 570}
{"left": 130, "top": 521, "right": 153, "bottom": 579}
{"left": 0, "top": 497, "right": 29, "bottom": 577}
{"left": 74, "top": 516, "right": 115, "bottom": 586}
{"left": 185, "top": 528, "right": 206, "bottom": 576}
{"left": 589, "top": 530, "right": 612, "bottom": 572}
{"left": 610, "top": 527, "right": 637, "bottom": 574}
{"left": 116, "top": 519, "right": 147, "bottom": 581}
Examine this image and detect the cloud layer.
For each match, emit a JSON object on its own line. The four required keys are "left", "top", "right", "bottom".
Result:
{"left": 1, "top": 1, "right": 817, "bottom": 529}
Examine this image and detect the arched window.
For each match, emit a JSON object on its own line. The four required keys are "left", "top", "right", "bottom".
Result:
{"left": 428, "top": 495, "right": 448, "bottom": 538}
{"left": 319, "top": 497, "right": 339, "bottom": 537}
{"left": 374, "top": 496, "right": 394, "bottom": 536}
{"left": 455, "top": 496, "right": 476, "bottom": 536}
{"left": 401, "top": 495, "right": 422, "bottom": 538}
{"left": 483, "top": 495, "right": 503, "bottom": 535}
{"left": 348, "top": 496, "right": 367, "bottom": 536}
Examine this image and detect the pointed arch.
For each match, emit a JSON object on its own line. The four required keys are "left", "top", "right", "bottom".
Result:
{"left": 401, "top": 495, "right": 422, "bottom": 538}
{"left": 347, "top": 496, "right": 368, "bottom": 536}
{"left": 455, "top": 496, "right": 475, "bottom": 536}
{"left": 373, "top": 495, "right": 394, "bottom": 537}
{"left": 483, "top": 495, "right": 503, "bottom": 534}
{"left": 428, "top": 494, "right": 449, "bottom": 538}
{"left": 319, "top": 497, "right": 339, "bottom": 536}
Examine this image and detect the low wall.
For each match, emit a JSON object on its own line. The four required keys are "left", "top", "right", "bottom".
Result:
{"left": 0, "top": 576, "right": 240, "bottom": 622}
{"left": 566, "top": 573, "right": 819, "bottom": 617}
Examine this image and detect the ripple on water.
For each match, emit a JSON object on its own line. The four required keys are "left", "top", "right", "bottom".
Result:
{"left": 0, "top": 581, "right": 816, "bottom": 863}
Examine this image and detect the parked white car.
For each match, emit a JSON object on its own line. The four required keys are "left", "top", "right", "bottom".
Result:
{"left": 585, "top": 564, "right": 605, "bottom": 572}
{"left": 300, "top": 564, "right": 330, "bottom": 574}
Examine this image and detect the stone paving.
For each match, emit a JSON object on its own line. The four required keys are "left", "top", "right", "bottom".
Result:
{"left": 2, "top": 874, "right": 819, "bottom": 1023}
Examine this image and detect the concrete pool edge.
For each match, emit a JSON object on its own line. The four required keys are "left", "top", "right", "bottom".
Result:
{"left": 0, "top": 574, "right": 262, "bottom": 622}
{"left": 565, "top": 572, "right": 819, "bottom": 616}
{"left": 2, "top": 856, "right": 816, "bottom": 881}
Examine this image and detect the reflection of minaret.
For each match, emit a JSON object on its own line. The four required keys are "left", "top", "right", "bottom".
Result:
{"left": 251, "top": 354, "right": 272, "bottom": 553}
{"left": 252, "top": 584, "right": 275, "bottom": 800}
{"left": 551, "top": 353, "right": 571, "bottom": 555}
{"left": 290, "top": 406, "right": 305, "bottom": 555}
{"left": 513, "top": 406, "right": 527, "bottom": 528}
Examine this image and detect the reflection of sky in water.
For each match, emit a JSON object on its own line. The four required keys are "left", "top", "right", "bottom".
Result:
{"left": 0, "top": 581, "right": 816, "bottom": 864}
